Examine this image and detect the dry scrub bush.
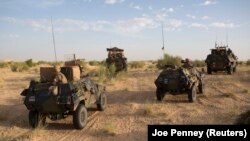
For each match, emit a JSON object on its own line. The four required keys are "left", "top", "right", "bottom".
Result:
{"left": 10, "top": 62, "right": 29, "bottom": 72}
{"left": 157, "top": 54, "right": 182, "bottom": 69}
{"left": 103, "top": 123, "right": 117, "bottom": 136}
{"left": 129, "top": 61, "right": 145, "bottom": 69}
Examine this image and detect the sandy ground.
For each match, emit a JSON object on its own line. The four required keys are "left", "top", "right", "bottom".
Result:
{"left": 0, "top": 66, "right": 250, "bottom": 141}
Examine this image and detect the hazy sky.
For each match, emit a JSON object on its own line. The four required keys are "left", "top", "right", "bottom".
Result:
{"left": 0, "top": 0, "right": 249, "bottom": 61}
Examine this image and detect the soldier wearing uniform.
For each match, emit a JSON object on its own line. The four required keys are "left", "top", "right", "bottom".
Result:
{"left": 49, "top": 65, "right": 67, "bottom": 96}
{"left": 182, "top": 58, "right": 193, "bottom": 68}
{"left": 53, "top": 65, "right": 68, "bottom": 84}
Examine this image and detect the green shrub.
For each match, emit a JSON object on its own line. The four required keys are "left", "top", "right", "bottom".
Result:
{"left": 156, "top": 54, "right": 182, "bottom": 69}
{"left": 98, "top": 65, "right": 107, "bottom": 82}
{"left": 192, "top": 60, "right": 206, "bottom": 67}
{"left": 10, "top": 62, "right": 29, "bottom": 72}
{"left": 0, "top": 62, "right": 8, "bottom": 68}
{"left": 78, "top": 60, "right": 88, "bottom": 71}
{"left": 49, "top": 61, "right": 63, "bottom": 66}
{"left": 129, "top": 61, "right": 145, "bottom": 69}
{"left": 247, "top": 59, "right": 250, "bottom": 65}
{"left": 89, "top": 61, "right": 100, "bottom": 66}
{"left": 25, "top": 59, "right": 33, "bottom": 67}
{"left": 147, "top": 64, "right": 155, "bottom": 70}
{"left": 97, "top": 63, "right": 117, "bottom": 82}
{"left": 107, "top": 63, "right": 116, "bottom": 79}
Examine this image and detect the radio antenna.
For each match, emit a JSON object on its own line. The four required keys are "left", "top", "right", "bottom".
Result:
{"left": 161, "top": 22, "right": 165, "bottom": 56}
{"left": 226, "top": 31, "right": 228, "bottom": 47}
{"left": 51, "top": 16, "right": 57, "bottom": 62}
{"left": 215, "top": 32, "right": 218, "bottom": 47}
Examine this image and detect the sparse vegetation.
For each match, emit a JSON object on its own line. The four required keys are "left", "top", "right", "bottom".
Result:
{"left": 78, "top": 60, "right": 88, "bottom": 71}
{"left": 247, "top": 59, "right": 250, "bottom": 66}
{"left": 223, "top": 92, "right": 237, "bottom": 99}
{"left": 106, "top": 63, "right": 116, "bottom": 79}
{"left": 157, "top": 53, "right": 182, "bottom": 69}
{"left": 10, "top": 62, "right": 29, "bottom": 72}
{"left": 0, "top": 62, "right": 9, "bottom": 68}
{"left": 37, "top": 61, "right": 63, "bottom": 66}
{"left": 147, "top": 64, "right": 156, "bottom": 70}
{"left": 25, "top": 59, "right": 34, "bottom": 67}
{"left": 242, "top": 89, "right": 248, "bottom": 93}
{"left": 142, "top": 103, "right": 155, "bottom": 115}
{"left": 129, "top": 61, "right": 145, "bottom": 69}
{"left": 89, "top": 61, "right": 100, "bottom": 66}
{"left": 103, "top": 123, "right": 117, "bottom": 136}
{"left": 98, "top": 65, "right": 107, "bottom": 82}
{"left": 192, "top": 60, "right": 206, "bottom": 67}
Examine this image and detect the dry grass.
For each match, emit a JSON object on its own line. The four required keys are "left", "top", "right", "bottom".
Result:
{"left": 129, "top": 61, "right": 145, "bottom": 69}
{"left": 222, "top": 92, "right": 237, "bottom": 99}
{"left": 142, "top": 102, "right": 156, "bottom": 116}
{"left": 103, "top": 123, "right": 117, "bottom": 136}
{"left": 241, "top": 89, "right": 249, "bottom": 93}
{"left": 143, "top": 105, "right": 154, "bottom": 115}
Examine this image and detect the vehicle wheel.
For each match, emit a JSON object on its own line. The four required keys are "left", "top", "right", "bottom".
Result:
{"left": 227, "top": 66, "right": 233, "bottom": 75}
{"left": 207, "top": 67, "right": 212, "bottom": 74}
{"left": 188, "top": 85, "right": 197, "bottom": 103}
{"left": 97, "top": 93, "right": 107, "bottom": 111}
{"left": 198, "top": 81, "right": 205, "bottom": 94}
{"left": 73, "top": 104, "right": 87, "bottom": 129}
{"left": 29, "top": 111, "right": 46, "bottom": 128}
{"left": 156, "top": 88, "right": 165, "bottom": 101}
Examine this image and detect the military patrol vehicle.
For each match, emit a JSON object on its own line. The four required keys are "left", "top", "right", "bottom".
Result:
{"left": 106, "top": 47, "right": 127, "bottom": 72}
{"left": 154, "top": 59, "right": 205, "bottom": 102}
{"left": 205, "top": 44, "right": 238, "bottom": 74}
{"left": 20, "top": 60, "right": 107, "bottom": 129}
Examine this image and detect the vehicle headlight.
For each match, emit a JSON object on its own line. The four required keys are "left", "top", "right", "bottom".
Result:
{"left": 164, "top": 78, "right": 168, "bottom": 84}
{"left": 29, "top": 96, "right": 35, "bottom": 102}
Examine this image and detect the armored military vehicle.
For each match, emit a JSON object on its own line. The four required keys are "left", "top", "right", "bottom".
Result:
{"left": 205, "top": 45, "right": 238, "bottom": 74}
{"left": 20, "top": 61, "right": 107, "bottom": 129}
{"left": 106, "top": 47, "right": 127, "bottom": 72}
{"left": 154, "top": 61, "right": 205, "bottom": 102}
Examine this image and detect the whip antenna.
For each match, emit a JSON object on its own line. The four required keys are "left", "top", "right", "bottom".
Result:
{"left": 161, "top": 22, "right": 165, "bottom": 51}
{"left": 51, "top": 16, "right": 57, "bottom": 62}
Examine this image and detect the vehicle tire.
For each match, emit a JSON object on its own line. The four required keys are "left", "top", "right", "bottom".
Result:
{"left": 188, "top": 85, "right": 197, "bottom": 103}
{"left": 198, "top": 81, "right": 205, "bottom": 94}
{"left": 29, "top": 111, "right": 46, "bottom": 128}
{"left": 227, "top": 66, "right": 233, "bottom": 75}
{"left": 207, "top": 67, "right": 212, "bottom": 74}
{"left": 97, "top": 93, "right": 107, "bottom": 111}
{"left": 156, "top": 88, "right": 165, "bottom": 101}
{"left": 73, "top": 104, "right": 87, "bottom": 129}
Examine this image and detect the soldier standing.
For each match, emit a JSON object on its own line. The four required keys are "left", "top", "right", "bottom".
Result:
{"left": 53, "top": 65, "right": 68, "bottom": 84}
{"left": 182, "top": 58, "right": 193, "bottom": 68}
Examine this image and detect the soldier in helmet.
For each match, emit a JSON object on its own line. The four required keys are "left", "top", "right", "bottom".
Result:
{"left": 49, "top": 65, "right": 68, "bottom": 96}
{"left": 53, "top": 65, "right": 68, "bottom": 84}
{"left": 182, "top": 58, "right": 193, "bottom": 68}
